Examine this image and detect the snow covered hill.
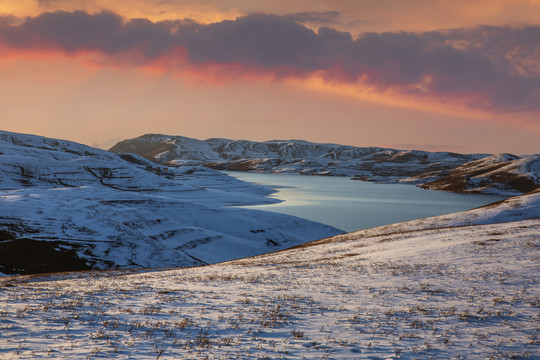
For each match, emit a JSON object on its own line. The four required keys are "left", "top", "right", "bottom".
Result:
{"left": 109, "top": 134, "right": 540, "bottom": 195}
{"left": 109, "top": 133, "right": 484, "bottom": 180}
{"left": 0, "top": 130, "right": 341, "bottom": 275}
{"left": 0, "top": 189, "right": 538, "bottom": 359}
{"left": 411, "top": 153, "right": 540, "bottom": 195}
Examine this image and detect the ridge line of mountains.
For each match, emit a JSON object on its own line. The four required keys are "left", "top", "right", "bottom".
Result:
{"left": 109, "top": 133, "right": 540, "bottom": 195}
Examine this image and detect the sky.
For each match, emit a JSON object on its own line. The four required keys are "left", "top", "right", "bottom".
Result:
{"left": 0, "top": 1, "right": 539, "bottom": 154}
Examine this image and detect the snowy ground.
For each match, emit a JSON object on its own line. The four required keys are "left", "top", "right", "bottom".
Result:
{"left": 0, "top": 130, "right": 341, "bottom": 274}
{"left": 407, "top": 153, "right": 540, "bottom": 195}
{"left": 0, "top": 193, "right": 538, "bottom": 359}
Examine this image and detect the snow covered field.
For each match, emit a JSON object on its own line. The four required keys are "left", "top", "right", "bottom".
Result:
{"left": 1, "top": 192, "right": 538, "bottom": 359}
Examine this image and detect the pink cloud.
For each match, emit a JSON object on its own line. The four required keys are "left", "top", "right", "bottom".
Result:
{"left": 1, "top": 10, "right": 539, "bottom": 113}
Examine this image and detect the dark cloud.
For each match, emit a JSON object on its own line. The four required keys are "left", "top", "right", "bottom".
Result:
{"left": 0, "top": 11, "right": 174, "bottom": 57}
{"left": 0, "top": 15, "right": 19, "bottom": 27}
{"left": 0, "top": 10, "right": 538, "bottom": 113}
{"left": 174, "top": 14, "right": 321, "bottom": 69}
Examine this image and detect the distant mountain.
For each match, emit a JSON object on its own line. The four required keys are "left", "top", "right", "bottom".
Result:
{"left": 109, "top": 134, "right": 540, "bottom": 195}
{"left": 109, "top": 133, "right": 483, "bottom": 179}
{"left": 0, "top": 130, "right": 341, "bottom": 275}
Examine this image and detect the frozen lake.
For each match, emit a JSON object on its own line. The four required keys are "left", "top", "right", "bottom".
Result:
{"left": 225, "top": 171, "right": 508, "bottom": 232}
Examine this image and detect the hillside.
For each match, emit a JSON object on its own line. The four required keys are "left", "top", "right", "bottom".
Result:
{"left": 412, "top": 153, "right": 540, "bottom": 195}
{"left": 0, "top": 130, "right": 341, "bottom": 275}
{"left": 0, "top": 191, "right": 538, "bottom": 359}
{"left": 109, "top": 134, "right": 540, "bottom": 195}
{"left": 109, "top": 133, "right": 484, "bottom": 180}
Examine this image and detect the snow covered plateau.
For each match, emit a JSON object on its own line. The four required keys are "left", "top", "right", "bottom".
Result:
{"left": 109, "top": 134, "right": 540, "bottom": 196}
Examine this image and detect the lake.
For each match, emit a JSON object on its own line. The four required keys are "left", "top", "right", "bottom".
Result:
{"left": 225, "top": 171, "right": 508, "bottom": 232}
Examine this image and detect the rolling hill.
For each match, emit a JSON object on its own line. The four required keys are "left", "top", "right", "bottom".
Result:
{"left": 0, "top": 130, "right": 341, "bottom": 275}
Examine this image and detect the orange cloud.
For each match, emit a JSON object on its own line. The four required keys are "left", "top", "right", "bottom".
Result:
{"left": 6, "top": 0, "right": 240, "bottom": 24}
{"left": 0, "top": 10, "right": 539, "bottom": 116}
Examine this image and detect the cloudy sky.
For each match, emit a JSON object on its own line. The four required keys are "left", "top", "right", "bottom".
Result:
{"left": 1, "top": 0, "right": 539, "bottom": 153}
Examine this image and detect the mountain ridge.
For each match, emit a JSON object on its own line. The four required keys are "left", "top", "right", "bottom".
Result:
{"left": 109, "top": 133, "right": 539, "bottom": 195}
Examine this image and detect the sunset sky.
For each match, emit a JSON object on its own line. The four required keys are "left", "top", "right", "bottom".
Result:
{"left": 0, "top": 1, "right": 539, "bottom": 154}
